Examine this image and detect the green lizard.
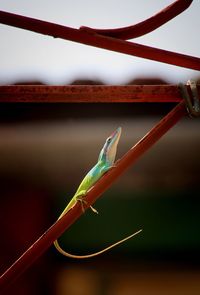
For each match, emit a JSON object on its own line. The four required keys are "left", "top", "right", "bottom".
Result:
{"left": 54, "top": 127, "right": 142, "bottom": 258}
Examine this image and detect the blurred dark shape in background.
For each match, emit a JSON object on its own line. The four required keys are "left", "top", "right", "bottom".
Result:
{"left": 71, "top": 78, "right": 104, "bottom": 85}
{"left": 1, "top": 76, "right": 200, "bottom": 295}
{"left": 127, "top": 77, "right": 168, "bottom": 85}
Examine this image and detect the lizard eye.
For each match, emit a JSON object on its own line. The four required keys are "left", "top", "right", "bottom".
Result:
{"left": 107, "top": 137, "right": 112, "bottom": 143}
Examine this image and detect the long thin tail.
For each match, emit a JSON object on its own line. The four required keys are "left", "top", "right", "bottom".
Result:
{"left": 53, "top": 229, "right": 142, "bottom": 259}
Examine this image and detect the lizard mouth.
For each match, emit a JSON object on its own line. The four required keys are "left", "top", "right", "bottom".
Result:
{"left": 110, "top": 127, "right": 122, "bottom": 143}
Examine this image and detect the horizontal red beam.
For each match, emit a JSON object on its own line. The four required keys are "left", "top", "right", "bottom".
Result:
{"left": 0, "top": 84, "right": 196, "bottom": 103}
{"left": 0, "top": 10, "right": 200, "bottom": 71}
{"left": 0, "top": 100, "right": 186, "bottom": 291}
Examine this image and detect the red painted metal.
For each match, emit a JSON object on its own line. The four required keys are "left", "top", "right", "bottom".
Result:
{"left": 0, "top": 84, "right": 191, "bottom": 103}
{"left": 0, "top": 100, "right": 187, "bottom": 291}
{"left": 80, "top": 0, "right": 193, "bottom": 39}
{"left": 0, "top": 3, "right": 200, "bottom": 71}
{"left": 0, "top": 1, "right": 198, "bottom": 290}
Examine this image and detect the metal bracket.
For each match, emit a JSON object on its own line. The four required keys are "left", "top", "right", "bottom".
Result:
{"left": 179, "top": 80, "right": 200, "bottom": 118}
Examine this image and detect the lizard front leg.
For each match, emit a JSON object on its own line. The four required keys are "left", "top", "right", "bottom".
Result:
{"left": 75, "top": 190, "right": 98, "bottom": 214}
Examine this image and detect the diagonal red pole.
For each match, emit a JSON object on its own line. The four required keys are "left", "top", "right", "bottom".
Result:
{"left": 0, "top": 99, "right": 187, "bottom": 291}
{"left": 0, "top": 10, "right": 200, "bottom": 71}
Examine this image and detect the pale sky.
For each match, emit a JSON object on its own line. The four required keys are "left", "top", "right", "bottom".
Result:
{"left": 0, "top": 0, "right": 200, "bottom": 85}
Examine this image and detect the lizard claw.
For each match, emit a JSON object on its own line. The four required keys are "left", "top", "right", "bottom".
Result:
{"left": 90, "top": 205, "right": 99, "bottom": 214}
{"left": 76, "top": 197, "right": 98, "bottom": 214}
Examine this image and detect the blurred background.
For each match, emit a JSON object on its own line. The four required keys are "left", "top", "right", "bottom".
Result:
{"left": 0, "top": 1, "right": 200, "bottom": 294}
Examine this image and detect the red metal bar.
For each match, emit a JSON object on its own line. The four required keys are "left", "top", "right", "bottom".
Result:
{"left": 0, "top": 10, "right": 200, "bottom": 71}
{"left": 80, "top": 0, "right": 193, "bottom": 40}
{"left": 0, "top": 100, "right": 187, "bottom": 291}
{"left": 0, "top": 84, "right": 190, "bottom": 103}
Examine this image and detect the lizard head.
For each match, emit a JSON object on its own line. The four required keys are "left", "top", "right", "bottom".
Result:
{"left": 98, "top": 127, "right": 122, "bottom": 165}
